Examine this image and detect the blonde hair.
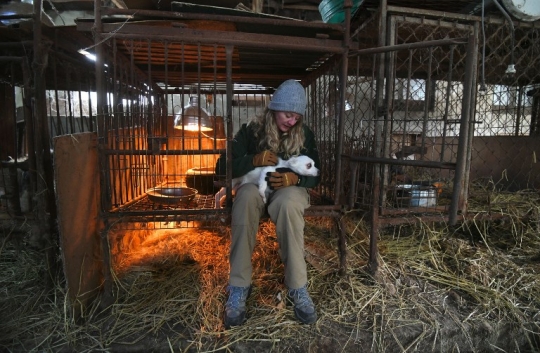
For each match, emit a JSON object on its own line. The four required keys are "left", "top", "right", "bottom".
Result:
{"left": 251, "top": 108, "right": 305, "bottom": 158}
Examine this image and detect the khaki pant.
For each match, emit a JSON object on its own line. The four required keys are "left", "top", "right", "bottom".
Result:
{"left": 229, "top": 183, "right": 310, "bottom": 289}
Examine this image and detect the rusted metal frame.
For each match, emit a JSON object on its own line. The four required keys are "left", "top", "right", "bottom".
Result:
{"left": 349, "top": 37, "right": 468, "bottom": 56}
{"left": 380, "top": 205, "right": 449, "bottom": 217}
{"left": 211, "top": 44, "right": 219, "bottom": 148}
{"left": 164, "top": 41, "right": 169, "bottom": 143}
{"left": 127, "top": 40, "right": 138, "bottom": 202}
{"left": 33, "top": 0, "right": 59, "bottom": 291}
{"left": 352, "top": 55, "right": 361, "bottom": 137}
{"left": 180, "top": 42, "right": 186, "bottom": 150}
{"left": 160, "top": 42, "right": 169, "bottom": 188}
{"left": 145, "top": 39, "right": 154, "bottom": 194}
{"left": 133, "top": 96, "right": 143, "bottom": 204}
{"left": 346, "top": 55, "right": 362, "bottom": 209}
{"left": 392, "top": 14, "right": 473, "bottom": 32}
{"left": 120, "top": 41, "right": 132, "bottom": 205}
{"left": 111, "top": 38, "right": 122, "bottom": 208}
{"left": 112, "top": 38, "right": 120, "bottom": 145}
{"left": 225, "top": 45, "right": 234, "bottom": 209}
{"left": 97, "top": 149, "right": 230, "bottom": 156}
{"left": 449, "top": 32, "right": 478, "bottom": 226}
{"left": 460, "top": 23, "right": 480, "bottom": 222}
{"left": 111, "top": 210, "right": 363, "bottom": 227}
{"left": 368, "top": 0, "right": 388, "bottom": 275}
{"left": 106, "top": 213, "right": 229, "bottom": 224}
{"left": 334, "top": 0, "right": 353, "bottom": 277}
{"left": 80, "top": 22, "right": 348, "bottom": 54}
{"left": 94, "top": 0, "right": 112, "bottom": 214}
{"left": 196, "top": 43, "right": 203, "bottom": 151}
{"left": 440, "top": 45, "right": 455, "bottom": 163}
{"left": 419, "top": 47, "right": 434, "bottom": 159}
{"left": 327, "top": 69, "right": 337, "bottom": 198}
{"left": 379, "top": 210, "right": 524, "bottom": 228}
{"left": 387, "top": 5, "right": 482, "bottom": 24}
{"left": 135, "top": 72, "right": 147, "bottom": 198}
{"left": 334, "top": 0, "right": 352, "bottom": 206}
{"left": 117, "top": 56, "right": 131, "bottom": 205}
{"left": 342, "top": 154, "right": 457, "bottom": 169}
{"left": 158, "top": 42, "right": 169, "bottom": 134}
{"left": 378, "top": 213, "right": 449, "bottom": 227}
{"left": 379, "top": 14, "right": 397, "bottom": 215}
{"left": 100, "top": 7, "right": 345, "bottom": 33}
{"left": 110, "top": 208, "right": 234, "bottom": 217}
{"left": 22, "top": 58, "right": 36, "bottom": 212}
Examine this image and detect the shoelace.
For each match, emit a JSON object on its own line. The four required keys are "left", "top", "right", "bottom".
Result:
{"left": 291, "top": 289, "right": 313, "bottom": 309}
{"left": 227, "top": 288, "right": 246, "bottom": 308}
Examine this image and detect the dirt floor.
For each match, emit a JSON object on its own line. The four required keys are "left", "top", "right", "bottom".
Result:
{"left": 1, "top": 199, "right": 540, "bottom": 352}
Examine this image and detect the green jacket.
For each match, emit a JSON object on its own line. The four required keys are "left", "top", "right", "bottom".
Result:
{"left": 216, "top": 123, "right": 321, "bottom": 188}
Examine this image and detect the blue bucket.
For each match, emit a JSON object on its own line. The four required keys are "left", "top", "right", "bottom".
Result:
{"left": 318, "top": 0, "right": 364, "bottom": 24}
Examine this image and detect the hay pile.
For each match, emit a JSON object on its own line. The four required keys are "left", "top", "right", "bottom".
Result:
{"left": 1, "top": 191, "right": 539, "bottom": 352}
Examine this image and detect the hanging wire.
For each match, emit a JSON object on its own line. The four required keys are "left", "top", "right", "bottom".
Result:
{"left": 492, "top": 0, "right": 516, "bottom": 75}
{"left": 480, "top": 0, "right": 487, "bottom": 92}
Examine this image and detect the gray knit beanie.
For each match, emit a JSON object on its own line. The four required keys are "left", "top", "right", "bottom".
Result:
{"left": 268, "top": 79, "right": 306, "bottom": 116}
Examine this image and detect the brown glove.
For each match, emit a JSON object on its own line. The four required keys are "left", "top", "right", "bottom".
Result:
{"left": 253, "top": 150, "right": 278, "bottom": 167}
{"left": 267, "top": 171, "right": 299, "bottom": 190}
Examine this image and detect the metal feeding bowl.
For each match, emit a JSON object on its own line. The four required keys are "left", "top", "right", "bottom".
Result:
{"left": 146, "top": 185, "right": 198, "bottom": 205}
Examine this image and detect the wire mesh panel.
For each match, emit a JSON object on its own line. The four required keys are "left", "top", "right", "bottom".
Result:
{"left": 343, "top": 16, "right": 474, "bottom": 218}
{"left": 473, "top": 20, "right": 540, "bottom": 190}
{"left": 94, "top": 35, "right": 337, "bottom": 229}
{"left": 305, "top": 67, "right": 342, "bottom": 203}
{"left": 95, "top": 37, "right": 230, "bottom": 228}
{"left": 45, "top": 56, "right": 97, "bottom": 138}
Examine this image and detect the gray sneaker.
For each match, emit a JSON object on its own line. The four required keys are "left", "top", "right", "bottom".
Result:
{"left": 224, "top": 285, "right": 251, "bottom": 328}
{"left": 288, "top": 285, "right": 317, "bottom": 324}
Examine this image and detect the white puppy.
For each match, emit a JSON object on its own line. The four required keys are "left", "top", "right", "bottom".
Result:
{"left": 214, "top": 155, "right": 319, "bottom": 208}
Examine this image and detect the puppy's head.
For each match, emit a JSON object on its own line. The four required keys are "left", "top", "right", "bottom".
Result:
{"left": 288, "top": 155, "right": 320, "bottom": 177}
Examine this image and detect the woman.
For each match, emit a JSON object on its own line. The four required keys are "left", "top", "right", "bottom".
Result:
{"left": 216, "top": 79, "right": 321, "bottom": 328}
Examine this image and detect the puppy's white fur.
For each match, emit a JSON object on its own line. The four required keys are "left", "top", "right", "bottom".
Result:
{"left": 214, "top": 155, "right": 319, "bottom": 208}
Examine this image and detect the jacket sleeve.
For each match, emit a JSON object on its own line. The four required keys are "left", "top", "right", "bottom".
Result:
{"left": 215, "top": 123, "right": 259, "bottom": 179}
{"left": 297, "top": 125, "right": 321, "bottom": 189}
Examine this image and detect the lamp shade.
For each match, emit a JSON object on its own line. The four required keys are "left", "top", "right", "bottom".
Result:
{"left": 174, "top": 96, "right": 213, "bottom": 132}
{"left": 202, "top": 116, "right": 227, "bottom": 140}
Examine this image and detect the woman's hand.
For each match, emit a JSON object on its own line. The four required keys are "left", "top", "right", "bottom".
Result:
{"left": 253, "top": 150, "right": 278, "bottom": 167}
{"left": 266, "top": 171, "right": 299, "bottom": 189}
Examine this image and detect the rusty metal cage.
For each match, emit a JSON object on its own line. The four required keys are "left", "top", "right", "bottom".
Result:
{"left": 338, "top": 13, "right": 475, "bottom": 225}
{"left": 74, "top": 9, "right": 349, "bottom": 236}
{"left": 1, "top": 2, "right": 539, "bottom": 308}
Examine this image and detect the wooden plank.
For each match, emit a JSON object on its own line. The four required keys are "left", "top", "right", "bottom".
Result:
{"left": 54, "top": 132, "right": 103, "bottom": 317}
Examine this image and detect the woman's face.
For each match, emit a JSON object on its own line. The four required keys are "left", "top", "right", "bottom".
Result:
{"left": 274, "top": 111, "right": 302, "bottom": 132}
